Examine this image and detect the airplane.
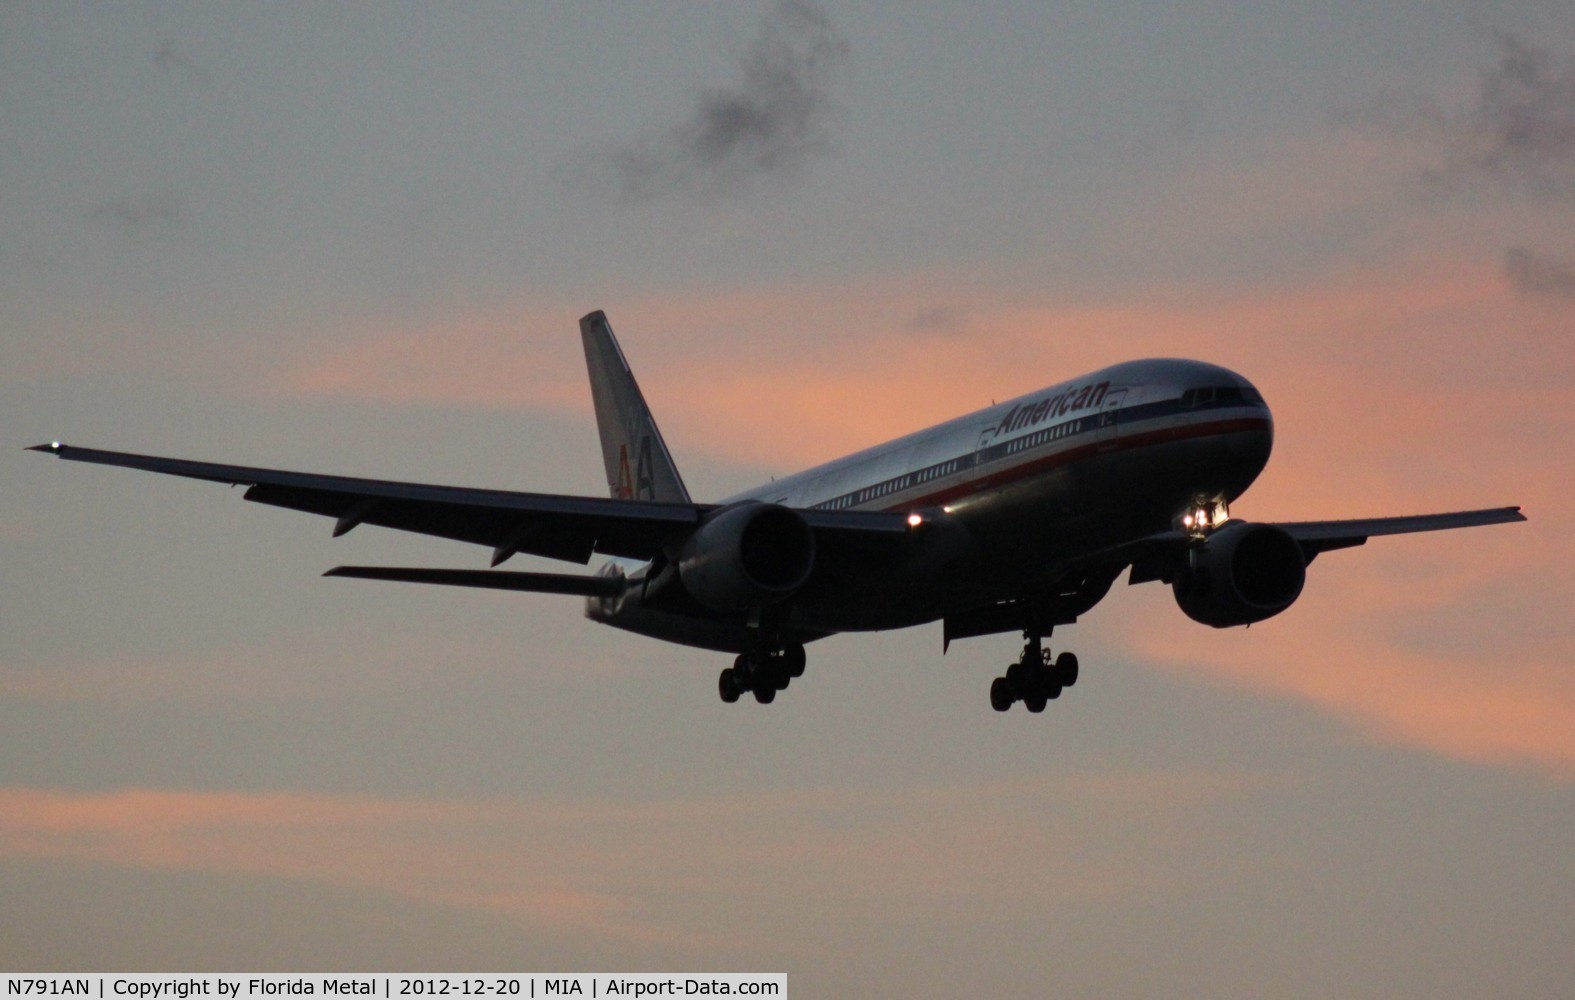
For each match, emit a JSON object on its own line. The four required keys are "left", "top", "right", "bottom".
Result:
{"left": 32, "top": 310, "right": 1524, "bottom": 712}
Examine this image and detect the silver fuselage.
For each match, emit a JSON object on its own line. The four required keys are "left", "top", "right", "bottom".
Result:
{"left": 590, "top": 359, "right": 1273, "bottom": 648}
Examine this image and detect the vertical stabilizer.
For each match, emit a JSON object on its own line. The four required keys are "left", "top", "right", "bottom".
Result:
{"left": 579, "top": 311, "right": 692, "bottom": 503}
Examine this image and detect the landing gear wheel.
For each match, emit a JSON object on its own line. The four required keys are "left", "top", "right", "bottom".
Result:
{"left": 1005, "top": 661, "right": 1028, "bottom": 690}
{"left": 720, "top": 643, "right": 808, "bottom": 705}
{"left": 991, "top": 631, "right": 1083, "bottom": 714}
{"left": 1056, "top": 651, "right": 1079, "bottom": 687}
{"left": 781, "top": 643, "right": 806, "bottom": 678}
{"left": 990, "top": 677, "right": 1014, "bottom": 712}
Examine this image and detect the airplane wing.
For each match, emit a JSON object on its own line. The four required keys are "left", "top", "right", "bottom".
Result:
{"left": 1123, "top": 506, "right": 1524, "bottom": 585}
{"left": 1272, "top": 508, "right": 1526, "bottom": 557}
{"left": 322, "top": 565, "right": 629, "bottom": 595}
{"left": 28, "top": 443, "right": 911, "bottom": 566}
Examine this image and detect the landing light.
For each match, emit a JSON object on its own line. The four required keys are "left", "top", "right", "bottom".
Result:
{"left": 907, "top": 513, "right": 924, "bottom": 527}
{"left": 1182, "top": 498, "right": 1231, "bottom": 535}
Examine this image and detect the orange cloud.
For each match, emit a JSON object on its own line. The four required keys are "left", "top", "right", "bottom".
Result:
{"left": 1111, "top": 523, "right": 1572, "bottom": 780}
{"left": 255, "top": 257, "right": 1568, "bottom": 480}
{"left": 61, "top": 254, "right": 1563, "bottom": 779}
{"left": 0, "top": 774, "right": 1264, "bottom": 951}
{"left": 0, "top": 786, "right": 697, "bottom": 947}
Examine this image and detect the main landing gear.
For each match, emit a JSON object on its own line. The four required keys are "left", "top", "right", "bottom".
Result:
{"left": 718, "top": 643, "right": 807, "bottom": 705}
{"left": 990, "top": 634, "right": 1079, "bottom": 713}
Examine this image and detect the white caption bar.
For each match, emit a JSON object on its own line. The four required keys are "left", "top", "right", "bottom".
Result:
{"left": 2, "top": 977, "right": 785, "bottom": 1000}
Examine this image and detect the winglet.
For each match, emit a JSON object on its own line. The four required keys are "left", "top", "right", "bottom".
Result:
{"left": 579, "top": 311, "right": 692, "bottom": 503}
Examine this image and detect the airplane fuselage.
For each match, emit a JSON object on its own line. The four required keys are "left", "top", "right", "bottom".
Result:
{"left": 589, "top": 359, "right": 1274, "bottom": 647}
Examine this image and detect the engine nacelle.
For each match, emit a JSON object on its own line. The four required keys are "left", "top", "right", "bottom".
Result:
{"left": 677, "top": 502, "right": 816, "bottom": 612}
{"left": 1172, "top": 521, "right": 1306, "bottom": 628}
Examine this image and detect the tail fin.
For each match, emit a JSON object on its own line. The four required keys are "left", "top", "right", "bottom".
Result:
{"left": 579, "top": 311, "right": 692, "bottom": 503}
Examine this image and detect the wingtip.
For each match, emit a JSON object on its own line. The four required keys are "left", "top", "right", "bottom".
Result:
{"left": 27, "top": 442, "right": 63, "bottom": 453}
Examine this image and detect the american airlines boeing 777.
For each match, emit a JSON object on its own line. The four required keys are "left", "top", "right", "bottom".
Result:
{"left": 33, "top": 311, "right": 1524, "bottom": 712}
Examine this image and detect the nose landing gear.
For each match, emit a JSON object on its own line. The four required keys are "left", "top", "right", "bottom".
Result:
{"left": 990, "top": 634, "right": 1079, "bottom": 713}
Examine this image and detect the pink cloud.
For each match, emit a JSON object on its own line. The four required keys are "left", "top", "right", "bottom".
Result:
{"left": 0, "top": 774, "right": 1263, "bottom": 951}
{"left": 243, "top": 261, "right": 1572, "bottom": 778}
{"left": 254, "top": 258, "right": 1566, "bottom": 479}
{"left": 31, "top": 247, "right": 1563, "bottom": 779}
{"left": 1111, "top": 522, "right": 1572, "bottom": 780}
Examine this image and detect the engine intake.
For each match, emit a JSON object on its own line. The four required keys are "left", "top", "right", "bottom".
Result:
{"left": 678, "top": 502, "right": 816, "bottom": 612}
{"left": 1172, "top": 521, "right": 1306, "bottom": 628}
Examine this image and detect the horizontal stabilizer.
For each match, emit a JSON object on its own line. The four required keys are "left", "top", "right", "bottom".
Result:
{"left": 324, "top": 565, "right": 626, "bottom": 597}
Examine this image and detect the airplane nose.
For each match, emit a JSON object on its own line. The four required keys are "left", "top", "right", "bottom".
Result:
{"left": 1228, "top": 415, "right": 1274, "bottom": 476}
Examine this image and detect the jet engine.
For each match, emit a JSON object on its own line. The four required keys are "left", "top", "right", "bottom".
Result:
{"left": 677, "top": 502, "right": 816, "bottom": 612}
{"left": 1172, "top": 521, "right": 1306, "bottom": 628}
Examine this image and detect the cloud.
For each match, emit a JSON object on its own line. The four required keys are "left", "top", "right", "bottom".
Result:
{"left": 1504, "top": 246, "right": 1575, "bottom": 299}
{"left": 1118, "top": 569, "right": 1575, "bottom": 781}
{"left": 1401, "top": 32, "right": 1575, "bottom": 202}
{"left": 87, "top": 192, "right": 187, "bottom": 237}
{"left": 0, "top": 633, "right": 535, "bottom": 705}
{"left": 262, "top": 258, "right": 1568, "bottom": 471}
{"left": 905, "top": 304, "right": 969, "bottom": 336}
{"left": 210, "top": 261, "right": 1575, "bottom": 779}
{"left": 0, "top": 775, "right": 1261, "bottom": 952}
{"left": 1471, "top": 33, "right": 1575, "bottom": 197}
{"left": 154, "top": 39, "right": 209, "bottom": 85}
{"left": 605, "top": 0, "right": 849, "bottom": 200}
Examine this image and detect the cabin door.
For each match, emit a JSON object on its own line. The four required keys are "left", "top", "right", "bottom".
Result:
{"left": 1094, "top": 389, "right": 1127, "bottom": 452}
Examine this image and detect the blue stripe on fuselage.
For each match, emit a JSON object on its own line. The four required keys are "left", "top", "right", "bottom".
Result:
{"left": 806, "top": 390, "right": 1269, "bottom": 514}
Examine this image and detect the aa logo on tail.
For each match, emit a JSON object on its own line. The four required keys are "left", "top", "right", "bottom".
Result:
{"left": 614, "top": 435, "right": 657, "bottom": 500}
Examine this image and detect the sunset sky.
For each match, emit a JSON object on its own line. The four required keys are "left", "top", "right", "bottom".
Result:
{"left": 3, "top": 2, "right": 1572, "bottom": 996}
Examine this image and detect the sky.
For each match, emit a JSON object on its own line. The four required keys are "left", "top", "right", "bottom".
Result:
{"left": 2, "top": 1, "right": 1572, "bottom": 995}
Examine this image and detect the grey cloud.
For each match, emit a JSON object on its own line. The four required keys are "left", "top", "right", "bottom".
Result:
{"left": 88, "top": 192, "right": 187, "bottom": 237}
{"left": 609, "top": 0, "right": 849, "bottom": 200}
{"left": 154, "top": 39, "right": 209, "bottom": 85}
{"left": 1474, "top": 32, "right": 1575, "bottom": 177}
{"left": 1376, "top": 34, "right": 1575, "bottom": 286}
{"left": 1471, "top": 33, "right": 1575, "bottom": 197}
{"left": 906, "top": 304, "right": 969, "bottom": 337}
{"left": 1504, "top": 246, "right": 1575, "bottom": 299}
